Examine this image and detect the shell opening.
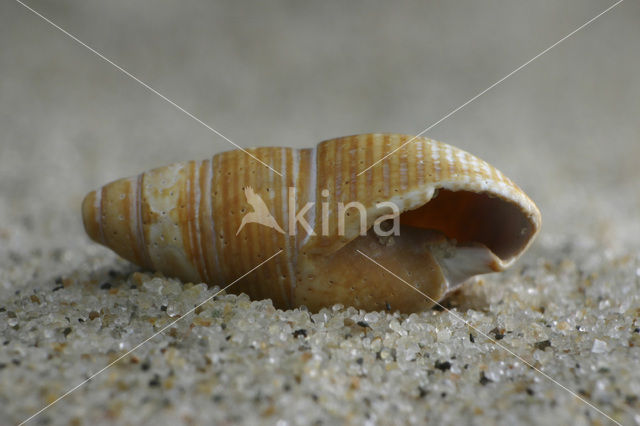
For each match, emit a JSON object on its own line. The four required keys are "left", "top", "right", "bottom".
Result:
{"left": 399, "top": 189, "right": 536, "bottom": 262}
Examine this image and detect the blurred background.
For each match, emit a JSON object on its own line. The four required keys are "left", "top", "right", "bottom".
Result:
{"left": 1, "top": 0, "right": 639, "bottom": 249}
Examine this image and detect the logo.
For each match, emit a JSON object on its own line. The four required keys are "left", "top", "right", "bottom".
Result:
{"left": 236, "top": 187, "right": 285, "bottom": 235}
{"left": 236, "top": 186, "right": 401, "bottom": 237}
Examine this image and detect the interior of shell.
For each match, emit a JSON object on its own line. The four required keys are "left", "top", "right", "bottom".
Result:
{"left": 398, "top": 188, "right": 539, "bottom": 266}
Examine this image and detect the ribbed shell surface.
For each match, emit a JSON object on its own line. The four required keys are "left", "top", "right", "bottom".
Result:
{"left": 82, "top": 134, "right": 541, "bottom": 310}
{"left": 307, "top": 134, "right": 540, "bottom": 257}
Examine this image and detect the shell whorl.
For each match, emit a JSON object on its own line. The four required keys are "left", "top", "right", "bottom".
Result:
{"left": 82, "top": 134, "right": 541, "bottom": 312}
{"left": 308, "top": 134, "right": 540, "bottom": 264}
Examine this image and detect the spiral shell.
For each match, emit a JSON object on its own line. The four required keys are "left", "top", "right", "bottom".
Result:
{"left": 82, "top": 134, "right": 541, "bottom": 312}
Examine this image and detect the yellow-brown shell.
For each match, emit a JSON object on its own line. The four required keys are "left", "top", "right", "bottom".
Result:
{"left": 82, "top": 134, "right": 541, "bottom": 312}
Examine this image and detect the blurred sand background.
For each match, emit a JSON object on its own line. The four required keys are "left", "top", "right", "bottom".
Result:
{"left": 1, "top": 1, "right": 639, "bottom": 424}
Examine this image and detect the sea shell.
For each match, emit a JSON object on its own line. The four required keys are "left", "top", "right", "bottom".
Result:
{"left": 82, "top": 134, "right": 541, "bottom": 313}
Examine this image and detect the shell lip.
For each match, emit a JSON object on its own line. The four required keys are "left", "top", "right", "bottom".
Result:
{"left": 304, "top": 183, "right": 541, "bottom": 270}
{"left": 401, "top": 185, "right": 540, "bottom": 268}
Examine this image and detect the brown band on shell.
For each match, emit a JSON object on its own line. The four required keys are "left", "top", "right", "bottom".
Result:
{"left": 100, "top": 181, "right": 118, "bottom": 253}
{"left": 274, "top": 147, "right": 289, "bottom": 307}
{"left": 197, "top": 159, "right": 212, "bottom": 283}
{"left": 185, "top": 162, "right": 194, "bottom": 278}
{"left": 135, "top": 173, "right": 153, "bottom": 270}
{"left": 382, "top": 135, "right": 390, "bottom": 199}
{"left": 177, "top": 162, "right": 192, "bottom": 280}
{"left": 125, "top": 176, "right": 141, "bottom": 266}
{"left": 207, "top": 155, "right": 222, "bottom": 285}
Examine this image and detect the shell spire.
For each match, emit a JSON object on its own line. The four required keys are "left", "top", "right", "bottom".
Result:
{"left": 82, "top": 134, "right": 541, "bottom": 312}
